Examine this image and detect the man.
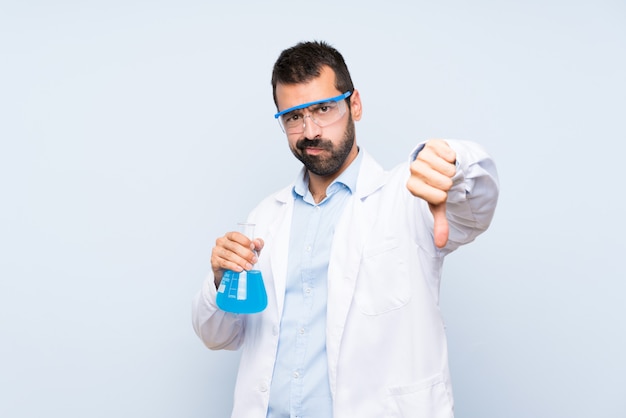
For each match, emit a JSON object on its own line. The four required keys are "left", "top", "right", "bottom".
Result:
{"left": 192, "top": 41, "right": 499, "bottom": 418}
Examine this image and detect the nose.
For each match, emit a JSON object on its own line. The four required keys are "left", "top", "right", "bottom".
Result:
{"left": 302, "top": 115, "right": 322, "bottom": 138}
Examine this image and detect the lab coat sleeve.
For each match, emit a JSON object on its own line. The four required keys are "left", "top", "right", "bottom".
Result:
{"left": 191, "top": 275, "right": 245, "bottom": 351}
{"left": 442, "top": 139, "right": 499, "bottom": 253}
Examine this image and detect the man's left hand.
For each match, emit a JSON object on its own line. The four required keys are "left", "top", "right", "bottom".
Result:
{"left": 406, "top": 139, "right": 457, "bottom": 248}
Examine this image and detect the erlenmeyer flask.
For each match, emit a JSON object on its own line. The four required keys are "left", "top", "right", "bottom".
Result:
{"left": 216, "top": 222, "right": 267, "bottom": 314}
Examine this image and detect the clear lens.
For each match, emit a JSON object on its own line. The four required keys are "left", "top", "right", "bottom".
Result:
{"left": 279, "top": 98, "right": 347, "bottom": 134}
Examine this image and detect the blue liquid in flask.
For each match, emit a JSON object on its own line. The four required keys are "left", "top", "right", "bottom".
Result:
{"left": 216, "top": 269, "right": 267, "bottom": 314}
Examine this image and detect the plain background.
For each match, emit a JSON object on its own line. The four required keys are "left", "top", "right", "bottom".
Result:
{"left": 1, "top": 1, "right": 625, "bottom": 417}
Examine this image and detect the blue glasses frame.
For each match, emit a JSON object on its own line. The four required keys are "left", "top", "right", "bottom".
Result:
{"left": 274, "top": 91, "right": 352, "bottom": 119}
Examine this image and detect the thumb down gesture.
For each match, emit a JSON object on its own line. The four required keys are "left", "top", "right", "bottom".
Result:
{"left": 406, "top": 140, "right": 457, "bottom": 248}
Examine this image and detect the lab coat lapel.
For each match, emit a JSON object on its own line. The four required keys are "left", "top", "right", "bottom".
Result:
{"left": 268, "top": 186, "right": 294, "bottom": 319}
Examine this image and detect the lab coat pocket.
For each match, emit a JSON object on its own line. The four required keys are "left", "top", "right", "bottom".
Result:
{"left": 387, "top": 374, "right": 454, "bottom": 418}
{"left": 355, "top": 237, "right": 410, "bottom": 315}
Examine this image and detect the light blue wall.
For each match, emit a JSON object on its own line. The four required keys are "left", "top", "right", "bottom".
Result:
{"left": 1, "top": 1, "right": 624, "bottom": 417}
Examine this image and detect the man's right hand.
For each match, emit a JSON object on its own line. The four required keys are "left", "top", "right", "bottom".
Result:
{"left": 211, "top": 232, "right": 264, "bottom": 288}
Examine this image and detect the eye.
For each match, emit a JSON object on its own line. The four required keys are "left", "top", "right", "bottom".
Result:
{"left": 283, "top": 111, "right": 302, "bottom": 124}
{"left": 313, "top": 101, "right": 336, "bottom": 114}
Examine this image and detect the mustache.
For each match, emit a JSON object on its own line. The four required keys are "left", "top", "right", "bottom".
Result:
{"left": 295, "top": 138, "right": 332, "bottom": 151}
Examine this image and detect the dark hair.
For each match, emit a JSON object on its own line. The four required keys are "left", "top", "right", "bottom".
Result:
{"left": 271, "top": 40, "right": 355, "bottom": 108}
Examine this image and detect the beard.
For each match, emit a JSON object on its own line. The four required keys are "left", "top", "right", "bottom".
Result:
{"left": 291, "top": 115, "right": 356, "bottom": 177}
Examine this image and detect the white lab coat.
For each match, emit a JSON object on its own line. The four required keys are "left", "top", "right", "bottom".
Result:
{"left": 193, "top": 140, "right": 499, "bottom": 418}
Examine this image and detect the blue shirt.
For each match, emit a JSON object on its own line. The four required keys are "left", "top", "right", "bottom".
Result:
{"left": 267, "top": 151, "right": 362, "bottom": 418}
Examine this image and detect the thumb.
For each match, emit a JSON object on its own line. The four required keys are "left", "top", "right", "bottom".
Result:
{"left": 429, "top": 202, "right": 449, "bottom": 248}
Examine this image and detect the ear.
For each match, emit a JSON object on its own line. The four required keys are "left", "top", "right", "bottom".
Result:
{"left": 349, "top": 89, "right": 363, "bottom": 121}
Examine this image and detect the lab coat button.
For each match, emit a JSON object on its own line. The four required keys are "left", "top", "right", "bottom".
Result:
{"left": 259, "top": 383, "right": 269, "bottom": 392}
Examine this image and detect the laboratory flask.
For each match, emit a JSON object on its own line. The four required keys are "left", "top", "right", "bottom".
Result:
{"left": 216, "top": 222, "right": 268, "bottom": 314}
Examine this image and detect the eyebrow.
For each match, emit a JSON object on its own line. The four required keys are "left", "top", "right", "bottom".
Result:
{"left": 274, "top": 91, "right": 351, "bottom": 119}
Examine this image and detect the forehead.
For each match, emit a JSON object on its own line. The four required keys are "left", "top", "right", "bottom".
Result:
{"left": 275, "top": 66, "right": 341, "bottom": 112}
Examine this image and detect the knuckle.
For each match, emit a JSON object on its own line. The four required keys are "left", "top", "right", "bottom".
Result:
{"left": 432, "top": 191, "right": 448, "bottom": 205}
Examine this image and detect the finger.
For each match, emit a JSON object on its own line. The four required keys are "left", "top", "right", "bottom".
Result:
{"left": 225, "top": 232, "right": 259, "bottom": 261}
{"left": 211, "top": 248, "right": 247, "bottom": 275}
{"left": 212, "top": 235, "right": 257, "bottom": 272}
{"left": 415, "top": 154, "right": 456, "bottom": 180}
{"left": 429, "top": 202, "right": 449, "bottom": 248}
{"left": 409, "top": 159, "right": 454, "bottom": 195}
{"left": 227, "top": 231, "right": 253, "bottom": 248}
{"left": 426, "top": 139, "right": 456, "bottom": 164}
{"left": 406, "top": 176, "right": 448, "bottom": 205}
{"left": 417, "top": 141, "right": 456, "bottom": 179}
{"left": 253, "top": 238, "right": 264, "bottom": 256}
